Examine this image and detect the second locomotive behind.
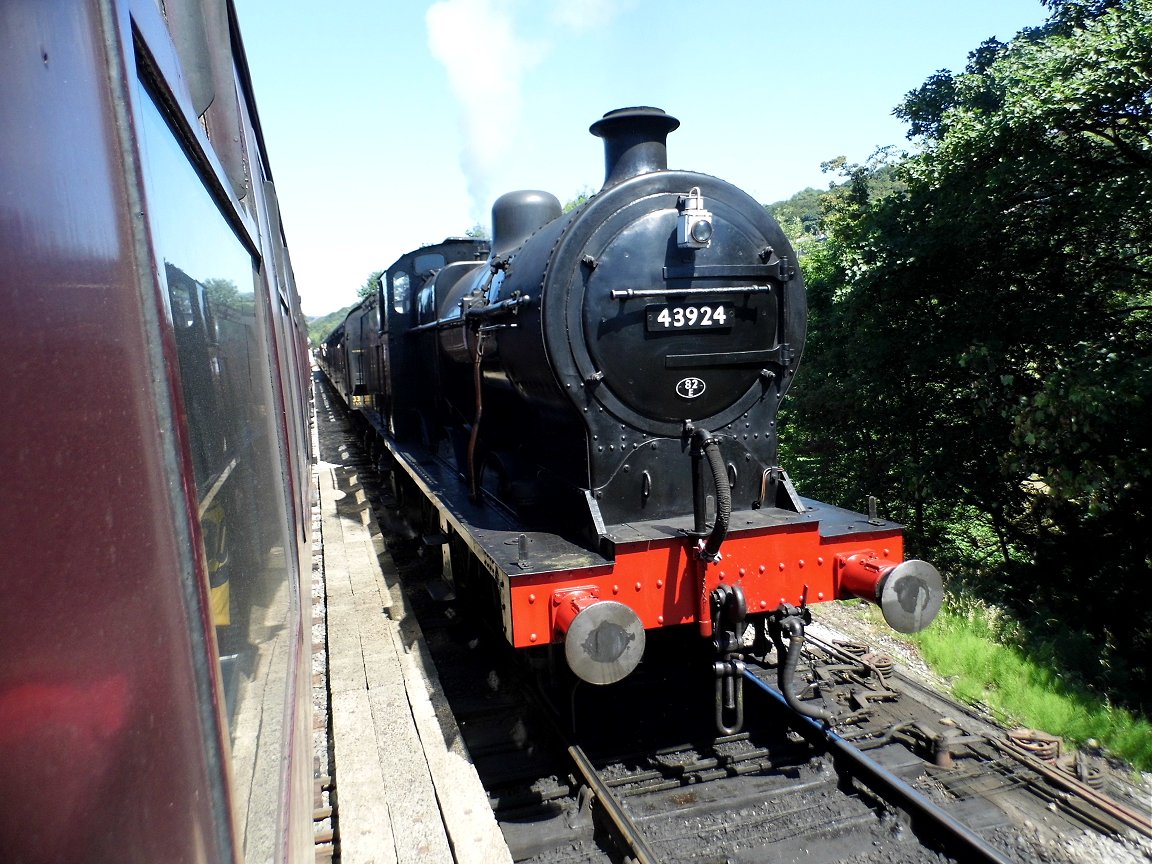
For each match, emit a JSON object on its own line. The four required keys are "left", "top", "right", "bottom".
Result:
{"left": 321, "top": 107, "right": 943, "bottom": 730}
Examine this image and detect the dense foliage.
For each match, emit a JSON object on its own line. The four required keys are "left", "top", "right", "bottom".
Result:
{"left": 307, "top": 305, "right": 353, "bottom": 347}
{"left": 778, "top": 0, "right": 1151, "bottom": 707}
{"left": 358, "top": 270, "right": 384, "bottom": 300}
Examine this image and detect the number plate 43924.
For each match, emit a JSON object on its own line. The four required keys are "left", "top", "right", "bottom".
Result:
{"left": 645, "top": 302, "right": 734, "bottom": 332}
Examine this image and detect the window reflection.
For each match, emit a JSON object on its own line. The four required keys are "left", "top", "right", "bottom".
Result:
{"left": 137, "top": 80, "right": 296, "bottom": 864}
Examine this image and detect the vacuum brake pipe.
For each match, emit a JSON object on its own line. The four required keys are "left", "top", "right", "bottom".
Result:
{"left": 777, "top": 615, "right": 832, "bottom": 724}
{"left": 744, "top": 671, "right": 1016, "bottom": 864}
{"left": 694, "top": 428, "right": 730, "bottom": 564}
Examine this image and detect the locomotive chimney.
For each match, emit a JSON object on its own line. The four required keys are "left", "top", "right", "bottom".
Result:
{"left": 590, "top": 106, "right": 680, "bottom": 189}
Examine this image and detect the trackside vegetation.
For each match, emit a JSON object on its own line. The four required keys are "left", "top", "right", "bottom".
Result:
{"left": 840, "top": 599, "right": 1152, "bottom": 772}
{"left": 774, "top": 0, "right": 1151, "bottom": 768}
{"left": 912, "top": 601, "right": 1152, "bottom": 772}
{"left": 307, "top": 305, "right": 353, "bottom": 347}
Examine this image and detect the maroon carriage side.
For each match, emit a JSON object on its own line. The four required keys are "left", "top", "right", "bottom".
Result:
{"left": 0, "top": 1, "right": 313, "bottom": 861}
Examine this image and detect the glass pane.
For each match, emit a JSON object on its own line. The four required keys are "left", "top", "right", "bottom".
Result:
{"left": 136, "top": 80, "right": 296, "bottom": 864}
{"left": 392, "top": 271, "right": 410, "bottom": 313}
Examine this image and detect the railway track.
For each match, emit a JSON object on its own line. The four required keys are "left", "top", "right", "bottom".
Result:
{"left": 510, "top": 666, "right": 1010, "bottom": 863}
{"left": 782, "top": 632, "right": 1152, "bottom": 845}
{"left": 327, "top": 417, "right": 1151, "bottom": 864}
{"left": 507, "top": 652, "right": 1149, "bottom": 863}
{"left": 398, "top": 557, "right": 1150, "bottom": 862}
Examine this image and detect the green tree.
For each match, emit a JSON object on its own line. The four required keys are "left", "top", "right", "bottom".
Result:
{"left": 307, "top": 305, "right": 353, "bottom": 346}
{"left": 767, "top": 186, "right": 828, "bottom": 254}
{"left": 563, "top": 187, "right": 594, "bottom": 213}
{"left": 358, "top": 270, "right": 383, "bottom": 300}
{"left": 785, "top": 0, "right": 1152, "bottom": 703}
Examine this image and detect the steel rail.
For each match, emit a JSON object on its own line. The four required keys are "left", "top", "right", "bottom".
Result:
{"left": 989, "top": 737, "right": 1152, "bottom": 839}
{"left": 889, "top": 664, "right": 1152, "bottom": 839}
{"left": 567, "top": 744, "right": 661, "bottom": 864}
{"left": 744, "top": 670, "right": 1017, "bottom": 864}
{"left": 804, "top": 631, "right": 1151, "bottom": 840}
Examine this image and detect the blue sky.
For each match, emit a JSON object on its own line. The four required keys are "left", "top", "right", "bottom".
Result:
{"left": 232, "top": 0, "right": 1049, "bottom": 316}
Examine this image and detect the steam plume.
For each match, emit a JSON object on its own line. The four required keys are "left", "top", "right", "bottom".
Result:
{"left": 425, "top": 0, "right": 634, "bottom": 213}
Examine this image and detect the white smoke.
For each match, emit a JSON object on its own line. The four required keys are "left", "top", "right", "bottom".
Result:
{"left": 425, "top": 0, "right": 635, "bottom": 213}
{"left": 550, "top": 0, "right": 627, "bottom": 33}
{"left": 425, "top": 0, "right": 542, "bottom": 209}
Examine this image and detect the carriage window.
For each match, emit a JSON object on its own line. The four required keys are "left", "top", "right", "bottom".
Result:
{"left": 137, "top": 77, "right": 297, "bottom": 864}
{"left": 392, "top": 271, "right": 410, "bottom": 314}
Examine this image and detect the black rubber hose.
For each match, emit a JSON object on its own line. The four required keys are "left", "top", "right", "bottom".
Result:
{"left": 697, "top": 431, "right": 731, "bottom": 563}
{"left": 778, "top": 616, "right": 832, "bottom": 724}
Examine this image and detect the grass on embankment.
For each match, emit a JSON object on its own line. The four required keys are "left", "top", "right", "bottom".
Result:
{"left": 903, "top": 599, "right": 1152, "bottom": 773}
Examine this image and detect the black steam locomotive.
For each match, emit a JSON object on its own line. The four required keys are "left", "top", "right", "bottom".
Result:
{"left": 320, "top": 108, "right": 941, "bottom": 731}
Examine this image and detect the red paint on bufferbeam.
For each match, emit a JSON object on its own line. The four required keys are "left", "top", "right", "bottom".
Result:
{"left": 506, "top": 522, "right": 904, "bottom": 647}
